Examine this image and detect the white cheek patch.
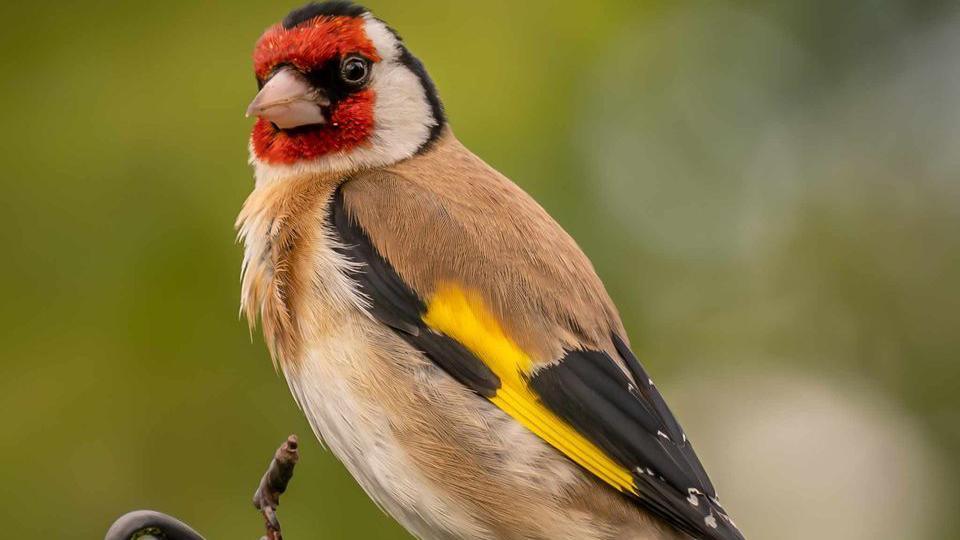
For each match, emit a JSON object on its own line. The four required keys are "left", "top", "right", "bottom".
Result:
{"left": 251, "top": 16, "right": 437, "bottom": 185}
{"left": 363, "top": 13, "right": 401, "bottom": 63}
{"left": 366, "top": 56, "right": 434, "bottom": 155}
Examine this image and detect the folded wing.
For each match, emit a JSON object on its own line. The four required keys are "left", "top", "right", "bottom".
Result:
{"left": 330, "top": 183, "right": 743, "bottom": 540}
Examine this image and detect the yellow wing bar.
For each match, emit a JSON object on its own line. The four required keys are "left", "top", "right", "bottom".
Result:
{"left": 422, "top": 283, "right": 637, "bottom": 494}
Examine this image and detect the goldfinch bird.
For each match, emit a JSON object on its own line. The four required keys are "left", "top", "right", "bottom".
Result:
{"left": 238, "top": 3, "right": 744, "bottom": 539}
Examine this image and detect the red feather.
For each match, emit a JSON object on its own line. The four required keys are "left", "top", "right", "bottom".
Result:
{"left": 250, "top": 17, "right": 380, "bottom": 164}
{"left": 253, "top": 18, "right": 380, "bottom": 80}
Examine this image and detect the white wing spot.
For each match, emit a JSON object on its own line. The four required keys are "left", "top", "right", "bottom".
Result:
{"left": 705, "top": 515, "right": 718, "bottom": 529}
{"left": 687, "top": 493, "right": 700, "bottom": 506}
{"left": 657, "top": 430, "right": 670, "bottom": 440}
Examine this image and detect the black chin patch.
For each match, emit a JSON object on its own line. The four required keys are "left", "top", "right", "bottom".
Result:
{"left": 283, "top": 2, "right": 368, "bottom": 29}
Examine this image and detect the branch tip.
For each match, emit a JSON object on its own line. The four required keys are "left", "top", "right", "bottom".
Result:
{"left": 254, "top": 434, "right": 301, "bottom": 540}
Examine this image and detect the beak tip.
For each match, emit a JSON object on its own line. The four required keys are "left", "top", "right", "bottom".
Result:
{"left": 244, "top": 67, "right": 327, "bottom": 129}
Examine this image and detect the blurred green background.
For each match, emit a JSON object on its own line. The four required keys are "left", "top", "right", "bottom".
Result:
{"left": 1, "top": 1, "right": 958, "bottom": 538}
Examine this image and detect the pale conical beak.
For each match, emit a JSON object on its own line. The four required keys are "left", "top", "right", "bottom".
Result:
{"left": 245, "top": 67, "right": 331, "bottom": 129}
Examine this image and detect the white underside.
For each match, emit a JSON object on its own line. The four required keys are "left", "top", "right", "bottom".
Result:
{"left": 274, "top": 216, "right": 491, "bottom": 540}
{"left": 285, "top": 337, "right": 490, "bottom": 540}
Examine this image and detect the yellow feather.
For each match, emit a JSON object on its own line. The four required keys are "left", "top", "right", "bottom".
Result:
{"left": 423, "top": 283, "right": 636, "bottom": 494}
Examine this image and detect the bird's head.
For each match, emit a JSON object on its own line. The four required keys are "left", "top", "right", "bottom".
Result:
{"left": 247, "top": 2, "right": 445, "bottom": 178}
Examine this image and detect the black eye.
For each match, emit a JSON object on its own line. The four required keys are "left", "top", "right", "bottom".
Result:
{"left": 340, "top": 56, "right": 370, "bottom": 86}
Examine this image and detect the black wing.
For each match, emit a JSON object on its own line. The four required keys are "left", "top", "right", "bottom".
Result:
{"left": 529, "top": 341, "right": 742, "bottom": 539}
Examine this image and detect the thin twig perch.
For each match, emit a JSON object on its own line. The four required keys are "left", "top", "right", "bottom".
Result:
{"left": 104, "top": 434, "right": 301, "bottom": 540}
{"left": 253, "top": 434, "right": 300, "bottom": 540}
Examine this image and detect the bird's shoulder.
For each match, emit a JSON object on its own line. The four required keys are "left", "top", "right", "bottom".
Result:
{"left": 340, "top": 131, "right": 624, "bottom": 361}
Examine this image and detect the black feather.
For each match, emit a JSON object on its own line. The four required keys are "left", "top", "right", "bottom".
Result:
{"left": 283, "top": 2, "right": 368, "bottom": 29}
{"left": 530, "top": 345, "right": 744, "bottom": 540}
{"left": 330, "top": 186, "right": 500, "bottom": 397}
{"left": 613, "top": 334, "right": 717, "bottom": 495}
